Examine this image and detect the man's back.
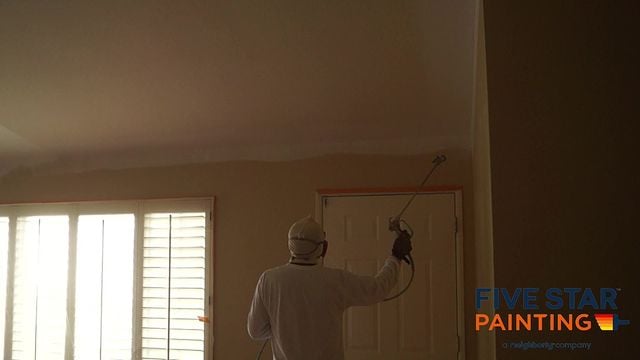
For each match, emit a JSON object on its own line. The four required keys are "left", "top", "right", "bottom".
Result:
{"left": 248, "top": 258, "right": 399, "bottom": 360}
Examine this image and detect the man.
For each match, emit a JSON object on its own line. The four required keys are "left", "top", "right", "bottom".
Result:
{"left": 247, "top": 215, "right": 412, "bottom": 360}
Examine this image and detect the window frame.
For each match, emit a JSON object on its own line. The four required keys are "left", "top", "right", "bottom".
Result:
{"left": 0, "top": 197, "right": 214, "bottom": 360}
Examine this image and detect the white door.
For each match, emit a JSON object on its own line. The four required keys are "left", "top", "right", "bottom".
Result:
{"left": 320, "top": 192, "right": 463, "bottom": 360}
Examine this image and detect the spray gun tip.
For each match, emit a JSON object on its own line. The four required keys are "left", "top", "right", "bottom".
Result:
{"left": 433, "top": 154, "right": 447, "bottom": 164}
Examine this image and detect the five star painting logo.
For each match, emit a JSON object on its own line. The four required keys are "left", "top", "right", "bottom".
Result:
{"left": 594, "top": 314, "right": 630, "bottom": 331}
{"left": 474, "top": 288, "right": 631, "bottom": 332}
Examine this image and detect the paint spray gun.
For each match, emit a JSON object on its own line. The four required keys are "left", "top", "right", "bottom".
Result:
{"left": 384, "top": 154, "right": 447, "bottom": 301}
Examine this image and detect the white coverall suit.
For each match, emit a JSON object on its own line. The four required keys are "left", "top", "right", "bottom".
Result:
{"left": 247, "top": 256, "right": 400, "bottom": 360}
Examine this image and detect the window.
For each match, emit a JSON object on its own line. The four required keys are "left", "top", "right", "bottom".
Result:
{"left": 142, "top": 213, "right": 207, "bottom": 360}
{"left": 0, "top": 217, "right": 9, "bottom": 357}
{"left": 75, "top": 214, "right": 135, "bottom": 358}
{"left": 0, "top": 199, "right": 213, "bottom": 360}
{"left": 13, "top": 216, "right": 69, "bottom": 359}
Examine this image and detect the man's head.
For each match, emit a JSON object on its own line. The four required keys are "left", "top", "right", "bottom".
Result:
{"left": 288, "top": 216, "right": 327, "bottom": 263}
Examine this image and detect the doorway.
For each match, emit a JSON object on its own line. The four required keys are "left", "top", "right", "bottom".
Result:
{"left": 317, "top": 188, "right": 464, "bottom": 360}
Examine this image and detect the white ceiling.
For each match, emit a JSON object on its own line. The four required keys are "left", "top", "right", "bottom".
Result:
{"left": 0, "top": 0, "right": 478, "bottom": 176}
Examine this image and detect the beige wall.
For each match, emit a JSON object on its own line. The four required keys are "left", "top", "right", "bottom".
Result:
{"left": 0, "top": 150, "right": 478, "bottom": 359}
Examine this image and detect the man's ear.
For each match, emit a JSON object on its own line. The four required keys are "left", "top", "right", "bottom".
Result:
{"left": 321, "top": 240, "right": 328, "bottom": 257}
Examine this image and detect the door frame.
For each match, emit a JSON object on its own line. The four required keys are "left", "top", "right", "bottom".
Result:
{"left": 315, "top": 186, "right": 465, "bottom": 360}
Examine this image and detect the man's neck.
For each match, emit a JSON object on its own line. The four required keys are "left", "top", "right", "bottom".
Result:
{"left": 289, "top": 257, "right": 321, "bottom": 266}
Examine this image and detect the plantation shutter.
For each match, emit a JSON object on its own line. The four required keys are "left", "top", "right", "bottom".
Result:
{"left": 142, "top": 212, "right": 207, "bottom": 360}
{"left": 12, "top": 216, "right": 69, "bottom": 360}
{"left": 0, "top": 217, "right": 9, "bottom": 357}
{"left": 75, "top": 214, "right": 135, "bottom": 359}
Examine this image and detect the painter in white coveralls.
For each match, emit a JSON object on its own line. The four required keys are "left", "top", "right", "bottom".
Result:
{"left": 248, "top": 216, "right": 412, "bottom": 360}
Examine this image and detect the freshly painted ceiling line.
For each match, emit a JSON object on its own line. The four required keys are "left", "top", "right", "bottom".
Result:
{"left": 2, "top": 135, "right": 467, "bottom": 177}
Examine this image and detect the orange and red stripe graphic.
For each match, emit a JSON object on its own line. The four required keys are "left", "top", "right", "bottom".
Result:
{"left": 594, "top": 314, "right": 614, "bottom": 331}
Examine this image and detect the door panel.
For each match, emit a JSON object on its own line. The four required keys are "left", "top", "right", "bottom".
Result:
{"left": 345, "top": 259, "right": 381, "bottom": 351}
{"left": 321, "top": 193, "right": 460, "bottom": 360}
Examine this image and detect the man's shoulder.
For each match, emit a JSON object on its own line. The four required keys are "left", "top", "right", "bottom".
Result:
{"left": 261, "top": 263, "right": 290, "bottom": 277}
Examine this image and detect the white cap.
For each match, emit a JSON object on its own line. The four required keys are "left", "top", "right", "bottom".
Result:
{"left": 288, "top": 216, "right": 325, "bottom": 259}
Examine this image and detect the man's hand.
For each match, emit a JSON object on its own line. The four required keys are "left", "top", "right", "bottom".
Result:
{"left": 392, "top": 230, "right": 412, "bottom": 263}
